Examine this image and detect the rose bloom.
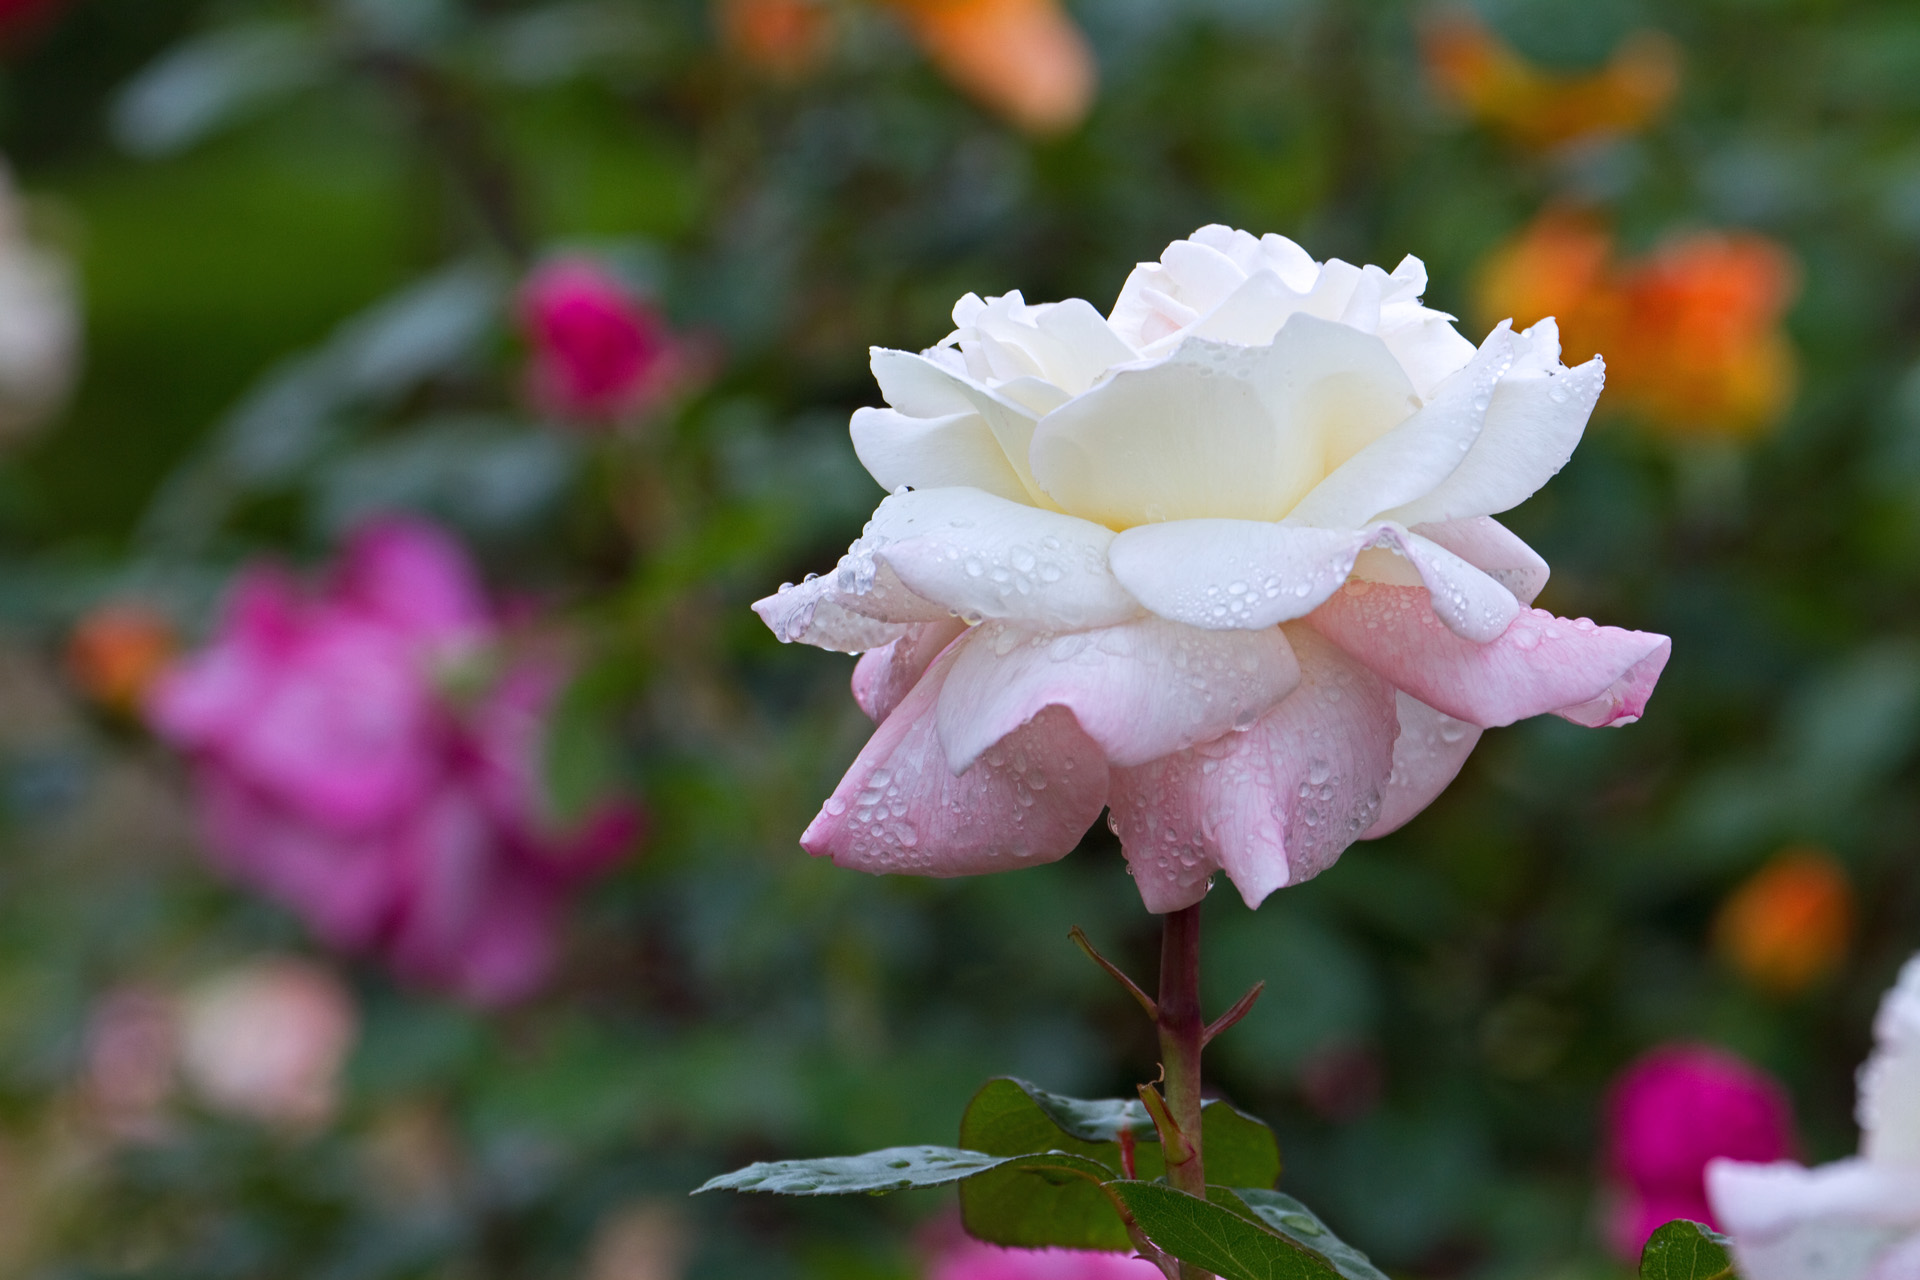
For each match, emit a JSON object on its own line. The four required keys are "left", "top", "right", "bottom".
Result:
{"left": 1476, "top": 210, "right": 1797, "bottom": 439}
{"left": 1709, "top": 954, "right": 1920, "bottom": 1280}
{"left": 883, "top": 0, "right": 1096, "bottom": 136}
{"left": 1602, "top": 1044, "right": 1796, "bottom": 1258}
{"left": 1715, "top": 849, "right": 1854, "bottom": 997}
{"left": 757, "top": 225, "right": 1670, "bottom": 912}
{"left": 1422, "top": 9, "right": 1678, "bottom": 150}
{"left": 148, "top": 518, "right": 639, "bottom": 1005}
{"left": 520, "top": 258, "right": 686, "bottom": 425}
{"left": 929, "top": 1238, "right": 1161, "bottom": 1280}
{"left": 178, "top": 958, "right": 357, "bottom": 1132}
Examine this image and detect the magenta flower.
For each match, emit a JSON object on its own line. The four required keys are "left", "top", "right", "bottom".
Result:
{"left": 756, "top": 225, "right": 1670, "bottom": 911}
{"left": 520, "top": 257, "right": 683, "bottom": 424}
{"left": 149, "top": 518, "right": 638, "bottom": 1006}
{"left": 1602, "top": 1043, "right": 1796, "bottom": 1258}
{"left": 928, "top": 1239, "right": 1163, "bottom": 1280}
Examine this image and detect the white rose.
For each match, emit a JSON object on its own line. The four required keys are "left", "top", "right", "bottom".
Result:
{"left": 758, "top": 225, "right": 1668, "bottom": 911}
{"left": 1710, "top": 955, "right": 1920, "bottom": 1280}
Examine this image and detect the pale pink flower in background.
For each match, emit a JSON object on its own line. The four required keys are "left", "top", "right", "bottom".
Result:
{"left": 756, "top": 224, "right": 1669, "bottom": 911}
{"left": 80, "top": 984, "right": 177, "bottom": 1140}
{"left": 1601, "top": 1043, "right": 1795, "bottom": 1258}
{"left": 178, "top": 958, "right": 357, "bottom": 1131}
{"left": 1708, "top": 954, "right": 1920, "bottom": 1279}
{"left": 929, "top": 1238, "right": 1162, "bottom": 1280}
{"left": 148, "top": 517, "right": 639, "bottom": 1005}
{"left": 520, "top": 257, "right": 687, "bottom": 424}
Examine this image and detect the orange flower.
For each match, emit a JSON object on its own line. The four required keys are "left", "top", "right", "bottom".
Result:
{"left": 1422, "top": 8, "right": 1679, "bottom": 149}
{"left": 1714, "top": 849, "right": 1853, "bottom": 997}
{"left": 1609, "top": 233, "right": 1799, "bottom": 439}
{"left": 882, "top": 0, "right": 1096, "bottom": 135}
{"left": 717, "top": 0, "right": 834, "bottom": 80}
{"left": 66, "top": 602, "right": 177, "bottom": 715}
{"left": 1475, "top": 210, "right": 1798, "bottom": 438}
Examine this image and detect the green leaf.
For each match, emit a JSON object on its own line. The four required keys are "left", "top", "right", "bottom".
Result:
{"left": 1224, "top": 1189, "right": 1388, "bottom": 1280}
{"left": 1639, "top": 1220, "right": 1737, "bottom": 1280}
{"left": 1108, "top": 1183, "right": 1343, "bottom": 1280}
{"left": 693, "top": 1147, "right": 1117, "bottom": 1200}
{"left": 694, "top": 1146, "right": 1008, "bottom": 1196}
{"left": 958, "top": 1078, "right": 1281, "bottom": 1250}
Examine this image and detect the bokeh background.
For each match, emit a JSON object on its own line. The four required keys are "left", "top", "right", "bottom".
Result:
{"left": 0, "top": 0, "right": 1914, "bottom": 1275}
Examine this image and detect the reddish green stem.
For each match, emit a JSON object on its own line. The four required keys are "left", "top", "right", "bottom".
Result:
{"left": 1156, "top": 904, "right": 1206, "bottom": 1198}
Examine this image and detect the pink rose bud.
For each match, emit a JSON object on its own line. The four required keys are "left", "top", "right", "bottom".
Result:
{"left": 520, "top": 258, "right": 683, "bottom": 424}
{"left": 1602, "top": 1043, "right": 1796, "bottom": 1258}
{"left": 178, "top": 958, "right": 358, "bottom": 1132}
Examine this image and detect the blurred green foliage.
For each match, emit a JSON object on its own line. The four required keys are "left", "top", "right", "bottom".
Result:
{"left": 1, "top": 0, "right": 1919, "bottom": 1277}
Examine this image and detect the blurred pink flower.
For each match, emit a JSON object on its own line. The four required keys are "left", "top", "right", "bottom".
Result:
{"left": 81, "top": 985, "right": 177, "bottom": 1141}
{"left": 149, "top": 517, "right": 639, "bottom": 1005}
{"left": 1602, "top": 1043, "right": 1796, "bottom": 1258}
{"left": 929, "top": 1238, "right": 1162, "bottom": 1280}
{"left": 520, "top": 258, "right": 686, "bottom": 424}
{"left": 179, "top": 958, "right": 357, "bottom": 1132}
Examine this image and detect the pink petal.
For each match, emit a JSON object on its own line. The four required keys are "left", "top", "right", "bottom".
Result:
{"left": 332, "top": 517, "right": 490, "bottom": 645}
{"left": 935, "top": 618, "right": 1301, "bottom": 772}
{"left": 1308, "top": 582, "right": 1670, "bottom": 729}
{"left": 195, "top": 771, "right": 400, "bottom": 950}
{"left": 802, "top": 645, "right": 1110, "bottom": 877}
{"left": 1106, "top": 626, "right": 1397, "bottom": 912}
{"left": 1363, "top": 693, "right": 1482, "bottom": 837}
{"left": 852, "top": 619, "right": 967, "bottom": 722}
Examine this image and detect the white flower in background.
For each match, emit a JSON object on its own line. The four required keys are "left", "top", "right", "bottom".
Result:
{"left": 757, "top": 225, "right": 1668, "bottom": 912}
{"left": 1708, "top": 954, "right": 1920, "bottom": 1279}
{"left": 0, "top": 160, "right": 76, "bottom": 442}
{"left": 179, "top": 957, "right": 358, "bottom": 1132}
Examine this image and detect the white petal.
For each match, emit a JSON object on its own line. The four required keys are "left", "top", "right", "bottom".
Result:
{"left": 1384, "top": 319, "right": 1604, "bottom": 526}
{"left": 1393, "top": 529, "right": 1522, "bottom": 643}
{"left": 1284, "top": 322, "right": 1516, "bottom": 529}
{"left": 1708, "top": 1158, "right": 1920, "bottom": 1280}
{"left": 865, "top": 487, "right": 1143, "bottom": 630}
{"left": 1412, "top": 515, "right": 1550, "bottom": 605}
{"left": 1862, "top": 954, "right": 1920, "bottom": 1165}
{"left": 850, "top": 406, "right": 1030, "bottom": 501}
{"left": 934, "top": 617, "right": 1300, "bottom": 772}
{"left": 1109, "top": 517, "right": 1518, "bottom": 641}
{"left": 1110, "top": 518, "right": 1372, "bottom": 630}
{"left": 752, "top": 517, "right": 953, "bottom": 652}
{"left": 1031, "top": 317, "right": 1416, "bottom": 528}
{"left": 869, "top": 348, "right": 1053, "bottom": 506}
{"left": 1364, "top": 693, "right": 1482, "bottom": 837}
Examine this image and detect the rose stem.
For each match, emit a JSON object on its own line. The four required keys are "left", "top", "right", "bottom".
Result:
{"left": 1157, "top": 903, "right": 1206, "bottom": 1199}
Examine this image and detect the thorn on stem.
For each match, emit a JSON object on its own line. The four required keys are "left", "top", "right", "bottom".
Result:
{"left": 1068, "top": 925, "right": 1158, "bottom": 1019}
{"left": 1136, "top": 1083, "right": 1195, "bottom": 1165}
{"left": 1202, "top": 980, "right": 1265, "bottom": 1047}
